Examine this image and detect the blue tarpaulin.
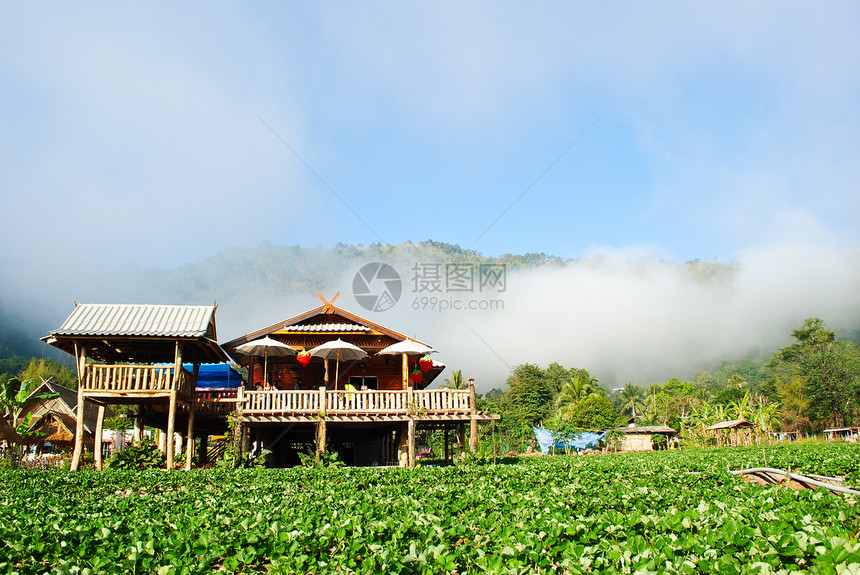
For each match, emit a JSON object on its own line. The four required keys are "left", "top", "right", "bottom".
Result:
{"left": 533, "top": 426, "right": 607, "bottom": 454}
{"left": 153, "top": 363, "right": 244, "bottom": 388}
{"left": 191, "top": 364, "right": 243, "bottom": 388}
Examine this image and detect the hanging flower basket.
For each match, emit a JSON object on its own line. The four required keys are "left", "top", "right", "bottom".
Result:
{"left": 418, "top": 355, "right": 433, "bottom": 372}
{"left": 410, "top": 368, "right": 423, "bottom": 385}
{"left": 296, "top": 350, "right": 312, "bottom": 367}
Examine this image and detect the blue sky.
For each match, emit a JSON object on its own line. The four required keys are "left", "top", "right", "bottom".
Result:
{"left": 2, "top": 2, "right": 859, "bottom": 386}
{"left": 2, "top": 2, "right": 857, "bottom": 273}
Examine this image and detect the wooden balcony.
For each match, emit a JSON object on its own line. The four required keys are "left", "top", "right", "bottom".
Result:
{"left": 82, "top": 364, "right": 197, "bottom": 400}
{"left": 227, "top": 387, "right": 494, "bottom": 425}
{"left": 241, "top": 388, "right": 470, "bottom": 416}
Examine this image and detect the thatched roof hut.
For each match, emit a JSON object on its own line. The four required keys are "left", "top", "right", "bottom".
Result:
{"left": 18, "top": 380, "right": 114, "bottom": 448}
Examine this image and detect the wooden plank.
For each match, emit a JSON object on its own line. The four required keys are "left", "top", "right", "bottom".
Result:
{"left": 70, "top": 343, "right": 87, "bottom": 471}
{"left": 166, "top": 390, "right": 177, "bottom": 469}
{"left": 94, "top": 404, "right": 105, "bottom": 470}
{"left": 185, "top": 399, "right": 196, "bottom": 471}
{"left": 407, "top": 418, "right": 416, "bottom": 467}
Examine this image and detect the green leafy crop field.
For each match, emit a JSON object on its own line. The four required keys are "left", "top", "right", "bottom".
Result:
{"left": 1, "top": 444, "right": 858, "bottom": 574}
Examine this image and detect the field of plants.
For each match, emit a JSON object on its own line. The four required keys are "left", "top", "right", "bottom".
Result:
{"left": 1, "top": 443, "right": 859, "bottom": 574}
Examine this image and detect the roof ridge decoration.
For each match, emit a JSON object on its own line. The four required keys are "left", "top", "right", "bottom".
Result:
{"left": 317, "top": 291, "right": 340, "bottom": 313}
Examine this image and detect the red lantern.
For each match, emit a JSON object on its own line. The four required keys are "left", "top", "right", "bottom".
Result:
{"left": 296, "top": 350, "right": 312, "bottom": 367}
{"left": 410, "top": 368, "right": 423, "bottom": 385}
{"left": 418, "top": 355, "right": 433, "bottom": 372}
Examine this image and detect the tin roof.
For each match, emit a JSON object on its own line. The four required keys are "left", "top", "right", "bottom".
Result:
{"left": 614, "top": 425, "right": 677, "bottom": 434}
{"left": 52, "top": 304, "right": 215, "bottom": 338}
{"left": 705, "top": 419, "right": 758, "bottom": 430}
{"left": 44, "top": 303, "right": 228, "bottom": 364}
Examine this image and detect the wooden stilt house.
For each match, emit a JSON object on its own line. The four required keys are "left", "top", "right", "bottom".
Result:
{"left": 42, "top": 303, "right": 231, "bottom": 470}
{"left": 222, "top": 298, "right": 499, "bottom": 467}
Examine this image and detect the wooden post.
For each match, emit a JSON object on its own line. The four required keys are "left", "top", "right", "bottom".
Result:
{"left": 133, "top": 414, "right": 143, "bottom": 443}
{"left": 94, "top": 404, "right": 105, "bottom": 470}
{"left": 198, "top": 434, "right": 209, "bottom": 467}
{"left": 492, "top": 422, "right": 497, "bottom": 464}
{"left": 70, "top": 343, "right": 87, "bottom": 471}
{"left": 166, "top": 342, "right": 183, "bottom": 470}
{"left": 234, "top": 386, "right": 245, "bottom": 462}
{"left": 185, "top": 399, "right": 196, "bottom": 471}
{"left": 241, "top": 425, "right": 251, "bottom": 455}
{"left": 166, "top": 390, "right": 177, "bottom": 470}
{"left": 402, "top": 353, "right": 408, "bottom": 390}
{"left": 316, "top": 419, "right": 327, "bottom": 458}
{"left": 458, "top": 423, "right": 466, "bottom": 458}
{"left": 397, "top": 424, "right": 409, "bottom": 466}
{"left": 324, "top": 359, "right": 330, "bottom": 387}
{"left": 468, "top": 378, "right": 478, "bottom": 454}
{"left": 407, "top": 383, "right": 414, "bottom": 413}
{"left": 407, "top": 418, "right": 416, "bottom": 467}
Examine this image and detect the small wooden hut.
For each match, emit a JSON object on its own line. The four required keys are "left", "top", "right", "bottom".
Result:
{"left": 705, "top": 419, "right": 760, "bottom": 447}
{"left": 18, "top": 380, "right": 115, "bottom": 451}
{"left": 43, "top": 303, "right": 231, "bottom": 470}
{"left": 613, "top": 425, "right": 678, "bottom": 452}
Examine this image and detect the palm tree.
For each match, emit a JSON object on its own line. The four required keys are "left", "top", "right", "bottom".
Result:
{"left": 619, "top": 383, "right": 646, "bottom": 419}
{"left": 441, "top": 370, "right": 466, "bottom": 390}
{"left": 728, "top": 374, "right": 748, "bottom": 389}
{"left": 554, "top": 374, "right": 602, "bottom": 421}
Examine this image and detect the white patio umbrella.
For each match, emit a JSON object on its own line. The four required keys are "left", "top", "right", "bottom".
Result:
{"left": 377, "top": 339, "right": 438, "bottom": 389}
{"left": 308, "top": 339, "right": 368, "bottom": 390}
{"left": 234, "top": 336, "right": 297, "bottom": 385}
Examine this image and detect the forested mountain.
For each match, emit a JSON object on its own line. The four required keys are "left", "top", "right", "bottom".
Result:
{"left": 0, "top": 239, "right": 752, "bottom": 384}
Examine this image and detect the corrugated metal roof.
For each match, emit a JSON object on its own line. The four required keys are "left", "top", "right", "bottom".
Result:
{"left": 705, "top": 419, "right": 758, "bottom": 430}
{"left": 615, "top": 425, "right": 677, "bottom": 434}
{"left": 283, "top": 323, "right": 370, "bottom": 332}
{"left": 52, "top": 304, "right": 215, "bottom": 338}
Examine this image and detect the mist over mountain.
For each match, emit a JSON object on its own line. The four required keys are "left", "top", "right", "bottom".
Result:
{"left": 3, "top": 239, "right": 858, "bottom": 390}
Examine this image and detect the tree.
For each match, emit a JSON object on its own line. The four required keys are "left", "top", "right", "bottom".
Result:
{"left": 1, "top": 377, "right": 59, "bottom": 434}
{"left": 618, "top": 383, "right": 645, "bottom": 418}
{"left": 441, "top": 369, "right": 466, "bottom": 390}
{"left": 504, "top": 364, "right": 556, "bottom": 437}
{"left": 768, "top": 318, "right": 860, "bottom": 430}
{"left": 17, "top": 358, "right": 77, "bottom": 390}
{"left": 567, "top": 396, "right": 617, "bottom": 430}
{"left": 554, "top": 372, "right": 602, "bottom": 421}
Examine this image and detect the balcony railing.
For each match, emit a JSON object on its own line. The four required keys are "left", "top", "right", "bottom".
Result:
{"left": 83, "top": 364, "right": 197, "bottom": 397}
{"left": 242, "top": 388, "right": 472, "bottom": 417}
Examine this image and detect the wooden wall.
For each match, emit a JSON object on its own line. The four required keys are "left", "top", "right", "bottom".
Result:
{"left": 262, "top": 355, "right": 408, "bottom": 391}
